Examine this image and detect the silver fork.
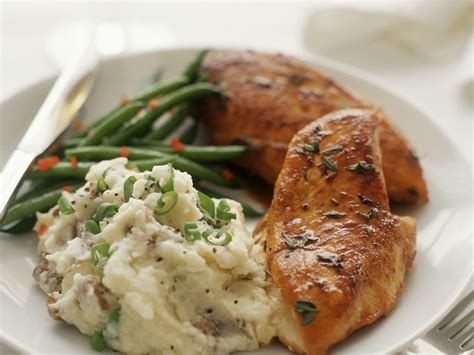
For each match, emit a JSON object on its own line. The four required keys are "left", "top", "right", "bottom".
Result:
{"left": 423, "top": 290, "right": 473, "bottom": 353}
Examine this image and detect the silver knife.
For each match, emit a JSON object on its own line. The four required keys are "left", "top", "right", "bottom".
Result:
{"left": 0, "top": 40, "right": 99, "bottom": 220}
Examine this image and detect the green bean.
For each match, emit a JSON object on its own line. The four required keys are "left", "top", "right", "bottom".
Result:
{"left": 183, "top": 50, "right": 208, "bottom": 81}
{"left": 29, "top": 162, "right": 94, "bottom": 179}
{"left": 0, "top": 184, "right": 81, "bottom": 227}
{"left": 106, "top": 83, "right": 220, "bottom": 145}
{"left": 145, "top": 104, "right": 189, "bottom": 141}
{"left": 62, "top": 137, "right": 82, "bottom": 148}
{"left": 72, "top": 76, "right": 189, "bottom": 138}
{"left": 172, "top": 157, "right": 237, "bottom": 187}
{"left": 131, "top": 157, "right": 176, "bottom": 171}
{"left": 131, "top": 144, "right": 247, "bottom": 162}
{"left": 179, "top": 118, "right": 199, "bottom": 144}
{"left": 65, "top": 146, "right": 168, "bottom": 161}
{"left": 14, "top": 179, "right": 83, "bottom": 204}
{"left": 0, "top": 216, "right": 36, "bottom": 234}
{"left": 78, "top": 102, "right": 144, "bottom": 147}
{"left": 195, "top": 184, "right": 263, "bottom": 218}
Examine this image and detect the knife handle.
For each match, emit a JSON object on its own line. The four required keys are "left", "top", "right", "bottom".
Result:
{"left": 0, "top": 150, "right": 37, "bottom": 221}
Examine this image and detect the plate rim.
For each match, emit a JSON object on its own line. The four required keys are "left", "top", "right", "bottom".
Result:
{"left": 1, "top": 45, "right": 472, "bottom": 354}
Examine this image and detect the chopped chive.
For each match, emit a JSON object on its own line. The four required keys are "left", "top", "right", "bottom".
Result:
{"left": 161, "top": 164, "right": 174, "bottom": 193}
{"left": 295, "top": 300, "right": 319, "bottom": 326}
{"left": 216, "top": 200, "right": 236, "bottom": 221}
{"left": 197, "top": 191, "right": 215, "bottom": 219}
{"left": 155, "top": 191, "right": 178, "bottom": 215}
{"left": 97, "top": 177, "right": 107, "bottom": 192}
{"left": 108, "top": 307, "right": 121, "bottom": 323}
{"left": 93, "top": 203, "right": 119, "bottom": 223}
{"left": 85, "top": 220, "right": 101, "bottom": 234}
{"left": 123, "top": 176, "right": 137, "bottom": 202}
{"left": 58, "top": 197, "right": 75, "bottom": 215}
{"left": 90, "top": 243, "right": 110, "bottom": 266}
{"left": 202, "top": 229, "right": 233, "bottom": 246}
{"left": 303, "top": 141, "right": 320, "bottom": 153}
{"left": 90, "top": 330, "right": 107, "bottom": 352}
{"left": 183, "top": 222, "right": 201, "bottom": 241}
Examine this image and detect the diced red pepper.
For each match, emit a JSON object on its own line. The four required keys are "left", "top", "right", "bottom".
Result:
{"left": 119, "top": 146, "right": 130, "bottom": 158}
{"left": 62, "top": 185, "right": 72, "bottom": 192}
{"left": 120, "top": 97, "right": 131, "bottom": 105}
{"left": 70, "top": 156, "right": 78, "bottom": 169}
{"left": 147, "top": 99, "right": 159, "bottom": 109}
{"left": 221, "top": 169, "right": 234, "bottom": 181}
{"left": 36, "top": 156, "right": 61, "bottom": 172}
{"left": 170, "top": 137, "right": 185, "bottom": 152}
{"left": 37, "top": 223, "right": 48, "bottom": 236}
{"left": 72, "top": 121, "right": 84, "bottom": 132}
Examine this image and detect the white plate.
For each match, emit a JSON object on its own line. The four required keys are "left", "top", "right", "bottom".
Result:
{"left": 0, "top": 48, "right": 472, "bottom": 354}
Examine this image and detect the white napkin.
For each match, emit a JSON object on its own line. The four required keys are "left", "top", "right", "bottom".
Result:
{"left": 304, "top": 0, "right": 473, "bottom": 60}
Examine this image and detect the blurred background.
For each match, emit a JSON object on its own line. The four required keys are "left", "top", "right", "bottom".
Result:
{"left": 1, "top": 0, "right": 472, "bottom": 164}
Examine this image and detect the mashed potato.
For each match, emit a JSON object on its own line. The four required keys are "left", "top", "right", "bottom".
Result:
{"left": 33, "top": 158, "right": 278, "bottom": 354}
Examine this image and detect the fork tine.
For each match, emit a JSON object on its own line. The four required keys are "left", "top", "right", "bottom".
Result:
{"left": 438, "top": 291, "right": 473, "bottom": 331}
{"left": 447, "top": 310, "right": 473, "bottom": 340}
{"left": 460, "top": 331, "right": 473, "bottom": 351}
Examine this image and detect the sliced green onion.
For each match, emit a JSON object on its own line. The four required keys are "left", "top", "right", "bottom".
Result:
{"left": 85, "top": 220, "right": 101, "bottom": 234}
{"left": 197, "top": 191, "right": 215, "bottom": 219}
{"left": 97, "top": 177, "right": 107, "bottom": 192}
{"left": 154, "top": 191, "right": 178, "bottom": 215}
{"left": 202, "top": 229, "right": 233, "bottom": 246}
{"left": 183, "top": 222, "right": 201, "bottom": 241}
{"left": 161, "top": 163, "right": 174, "bottom": 193}
{"left": 90, "top": 330, "right": 107, "bottom": 352}
{"left": 58, "top": 197, "right": 75, "bottom": 215}
{"left": 90, "top": 243, "right": 110, "bottom": 266}
{"left": 216, "top": 200, "right": 236, "bottom": 221}
{"left": 108, "top": 307, "right": 121, "bottom": 323}
{"left": 93, "top": 203, "right": 119, "bottom": 223}
{"left": 123, "top": 176, "right": 137, "bottom": 202}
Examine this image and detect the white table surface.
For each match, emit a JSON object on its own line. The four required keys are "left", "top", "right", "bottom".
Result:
{"left": 0, "top": 1, "right": 472, "bottom": 354}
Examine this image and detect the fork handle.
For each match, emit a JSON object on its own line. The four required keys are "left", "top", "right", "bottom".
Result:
{"left": 0, "top": 149, "right": 37, "bottom": 220}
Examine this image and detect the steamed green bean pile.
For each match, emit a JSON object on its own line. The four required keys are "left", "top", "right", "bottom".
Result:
{"left": 0, "top": 50, "right": 261, "bottom": 234}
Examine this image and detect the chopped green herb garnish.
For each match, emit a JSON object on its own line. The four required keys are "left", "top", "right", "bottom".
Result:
{"left": 91, "top": 243, "right": 110, "bottom": 266}
{"left": 108, "top": 307, "right": 121, "bottom": 323}
{"left": 346, "top": 160, "right": 375, "bottom": 173}
{"left": 155, "top": 191, "right": 178, "bottom": 215}
{"left": 197, "top": 191, "right": 215, "bottom": 219}
{"left": 123, "top": 176, "right": 137, "bottom": 202}
{"left": 295, "top": 300, "right": 319, "bottom": 326}
{"left": 322, "top": 156, "right": 338, "bottom": 171}
{"left": 93, "top": 203, "right": 119, "bottom": 223}
{"left": 58, "top": 197, "right": 75, "bottom": 215}
{"left": 284, "top": 232, "right": 317, "bottom": 249}
{"left": 90, "top": 330, "right": 107, "bottom": 351}
{"left": 183, "top": 222, "right": 201, "bottom": 241}
{"left": 85, "top": 220, "right": 101, "bottom": 234}
{"left": 203, "top": 229, "right": 233, "bottom": 246}
{"left": 322, "top": 144, "right": 343, "bottom": 155}
{"left": 216, "top": 200, "right": 236, "bottom": 221}
{"left": 357, "top": 194, "right": 375, "bottom": 206}
{"left": 317, "top": 253, "right": 342, "bottom": 270}
{"left": 97, "top": 177, "right": 107, "bottom": 192}
{"left": 323, "top": 210, "right": 346, "bottom": 218}
{"left": 289, "top": 72, "right": 305, "bottom": 85}
{"left": 303, "top": 141, "right": 320, "bottom": 153}
{"left": 161, "top": 164, "right": 174, "bottom": 193}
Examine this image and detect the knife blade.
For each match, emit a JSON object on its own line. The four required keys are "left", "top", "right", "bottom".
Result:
{"left": 0, "top": 40, "right": 99, "bottom": 220}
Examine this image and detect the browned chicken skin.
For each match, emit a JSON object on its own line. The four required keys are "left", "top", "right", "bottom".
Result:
{"left": 198, "top": 50, "right": 428, "bottom": 204}
{"left": 259, "top": 109, "right": 416, "bottom": 354}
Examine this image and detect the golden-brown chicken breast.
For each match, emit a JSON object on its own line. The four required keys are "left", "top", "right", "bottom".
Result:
{"left": 258, "top": 109, "right": 416, "bottom": 354}
{"left": 197, "top": 50, "right": 428, "bottom": 204}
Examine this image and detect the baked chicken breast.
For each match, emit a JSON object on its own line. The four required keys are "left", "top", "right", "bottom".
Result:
{"left": 197, "top": 50, "right": 428, "bottom": 204}
{"left": 257, "top": 109, "right": 416, "bottom": 354}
